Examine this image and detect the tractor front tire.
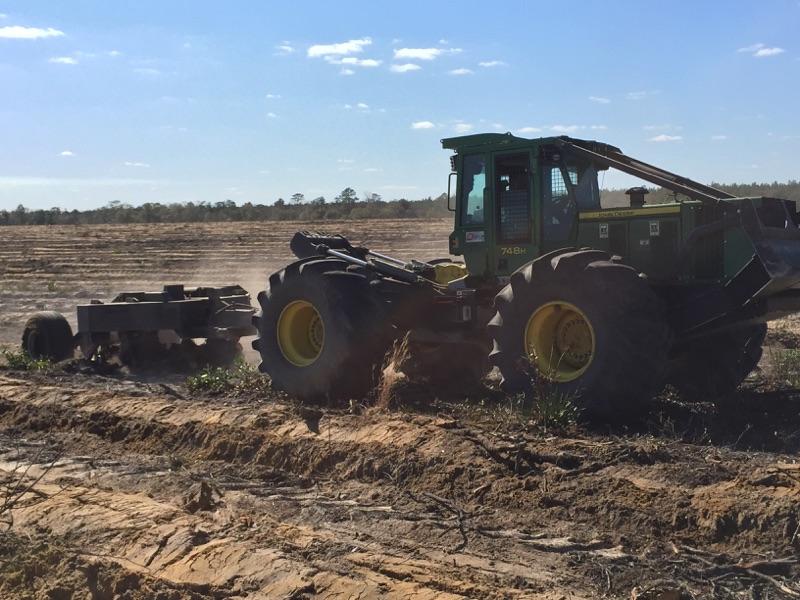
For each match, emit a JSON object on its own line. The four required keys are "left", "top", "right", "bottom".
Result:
{"left": 253, "top": 259, "right": 390, "bottom": 401}
{"left": 21, "top": 311, "right": 75, "bottom": 361}
{"left": 667, "top": 324, "right": 766, "bottom": 399}
{"left": 488, "top": 249, "right": 671, "bottom": 420}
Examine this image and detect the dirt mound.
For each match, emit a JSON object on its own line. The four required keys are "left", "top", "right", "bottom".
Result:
{"left": 0, "top": 532, "right": 223, "bottom": 600}
{"left": 1, "top": 370, "right": 799, "bottom": 598}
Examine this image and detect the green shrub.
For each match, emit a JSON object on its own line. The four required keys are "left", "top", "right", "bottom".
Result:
{"left": 186, "top": 359, "right": 270, "bottom": 396}
{"left": 533, "top": 383, "right": 581, "bottom": 431}
{"left": 0, "top": 348, "right": 52, "bottom": 372}
{"left": 769, "top": 349, "right": 800, "bottom": 388}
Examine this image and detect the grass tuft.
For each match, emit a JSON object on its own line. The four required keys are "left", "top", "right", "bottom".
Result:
{"left": 769, "top": 348, "right": 800, "bottom": 388}
{"left": 0, "top": 348, "right": 53, "bottom": 372}
{"left": 531, "top": 380, "right": 581, "bottom": 431}
{"left": 186, "top": 359, "right": 270, "bottom": 396}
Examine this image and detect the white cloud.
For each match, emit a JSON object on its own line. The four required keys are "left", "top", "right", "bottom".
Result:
{"left": 449, "top": 68, "right": 473, "bottom": 75}
{"left": 0, "top": 14, "right": 7, "bottom": 19}
{"left": 59, "top": 150, "right": 74, "bottom": 157}
{"left": 711, "top": 134, "right": 728, "bottom": 140}
{"left": 107, "top": 50, "right": 122, "bottom": 58}
{"left": 395, "top": 47, "right": 441, "bottom": 60}
{"left": 738, "top": 43, "right": 765, "bottom": 53}
{"left": 478, "top": 60, "right": 506, "bottom": 68}
{"left": 363, "top": 167, "right": 381, "bottom": 172}
{"left": 517, "top": 127, "right": 542, "bottom": 134}
{"left": 265, "top": 93, "right": 281, "bottom": 99}
{"left": 590, "top": 125, "right": 608, "bottom": 130}
{"left": 649, "top": 134, "right": 683, "bottom": 142}
{"left": 123, "top": 161, "right": 150, "bottom": 168}
{"left": 329, "top": 56, "right": 382, "bottom": 67}
{"left": 589, "top": 95, "right": 610, "bottom": 104}
{"left": 337, "top": 159, "right": 355, "bottom": 164}
{"left": 340, "top": 68, "right": 355, "bottom": 76}
{"left": 550, "top": 124, "right": 581, "bottom": 133}
{"left": 454, "top": 123, "right": 474, "bottom": 134}
{"left": 626, "top": 90, "right": 659, "bottom": 101}
{"left": 411, "top": 121, "right": 435, "bottom": 129}
{"left": 738, "top": 42, "right": 784, "bottom": 57}
{"left": 390, "top": 63, "right": 421, "bottom": 73}
{"left": 49, "top": 56, "right": 77, "bottom": 65}
{"left": 755, "top": 47, "right": 785, "bottom": 57}
{"left": 274, "top": 42, "right": 295, "bottom": 56}
{"left": 0, "top": 25, "right": 64, "bottom": 39}
{"left": 308, "top": 38, "right": 371, "bottom": 58}
{"left": 267, "top": 112, "right": 278, "bottom": 118}
{"left": 356, "top": 102, "right": 369, "bottom": 109}
{"left": 393, "top": 46, "right": 460, "bottom": 61}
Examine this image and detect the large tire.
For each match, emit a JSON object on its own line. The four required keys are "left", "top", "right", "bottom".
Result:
{"left": 252, "top": 259, "right": 391, "bottom": 401}
{"left": 667, "top": 323, "right": 766, "bottom": 399}
{"left": 488, "top": 249, "right": 671, "bottom": 419}
{"left": 21, "top": 311, "right": 74, "bottom": 361}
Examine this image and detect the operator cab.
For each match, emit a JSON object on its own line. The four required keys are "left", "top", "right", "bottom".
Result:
{"left": 443, "top": 133, "right": 608, "bottom": 278}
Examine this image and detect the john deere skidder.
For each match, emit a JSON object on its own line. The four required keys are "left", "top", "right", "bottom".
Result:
{"left": 253, "top": 133, "right": 800, "bottom": 416}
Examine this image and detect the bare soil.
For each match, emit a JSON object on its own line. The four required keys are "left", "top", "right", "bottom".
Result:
{"left": 0, "top": 220, "right": 799, "bottom": 599}
{"left": 0, "top": 219, "right": 452, "bottom": 346}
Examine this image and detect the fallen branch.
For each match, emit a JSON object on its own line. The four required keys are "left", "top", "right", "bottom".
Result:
{"left": 403, "top": 490, "right": 470, "bottom": 553}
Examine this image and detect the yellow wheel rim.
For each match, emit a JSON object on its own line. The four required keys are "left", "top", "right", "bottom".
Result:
{"left": 525, "top": 301, "right": 595, "bottom": 383}
{"left": 277, "top": 300, "right": 324, "bottom": 367}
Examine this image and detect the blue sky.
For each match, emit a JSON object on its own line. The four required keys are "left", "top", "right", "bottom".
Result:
{"left": 1, "top": 0, "right": 799, "bottom": 210}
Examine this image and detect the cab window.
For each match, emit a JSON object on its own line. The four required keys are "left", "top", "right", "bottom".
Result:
{"left": 542, "top": 165, "right": 577, "bottom": 243}
{"left": 460, "top": 154, "right": 486, "bottom": 225}
{"left": 495, "top": 153, "right": 531, "bottom": 243}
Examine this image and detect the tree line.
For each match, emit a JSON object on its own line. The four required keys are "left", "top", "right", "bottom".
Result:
{"left": 2, "top": 181, "right": 800, "bottom": 226}
{"left": 0, "top": 188, "right": 450, "bottom": 226}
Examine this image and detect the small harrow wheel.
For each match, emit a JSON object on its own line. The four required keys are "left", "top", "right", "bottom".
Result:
{"left": 201, "top": 338, "right": 243, "bottom": 368}
{"left": 21, "top": 311, "right": 75, "bottom": 362}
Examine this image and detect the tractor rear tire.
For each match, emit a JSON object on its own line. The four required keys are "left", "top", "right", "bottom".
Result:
{"left": 667, "top": 324, "right": 766, "bottom": 399}
{"left": 488, "top": 249, "right": 671, "bottom": 420}
{"left": 21, "top": 311, "right": 74, "bottom": 361}
{"left": 253, "top": 259, "right": 391, "bottom": 401}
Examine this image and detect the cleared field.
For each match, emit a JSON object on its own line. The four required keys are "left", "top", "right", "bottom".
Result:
{"left": 0, "top": 219, "right": 452, "bottom": 345}
{"left": 1, "top": 219, "right": 800, "bottom": 598}
{"left": 2, "top": 371, "right": 800, "bottom": 599}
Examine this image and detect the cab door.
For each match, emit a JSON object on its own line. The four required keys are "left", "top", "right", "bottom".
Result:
{"left": 454, "top": 153, "right": 490, "bottom": 276}
{"left": 493, "top": 150, "right": 536, "bottom": 275}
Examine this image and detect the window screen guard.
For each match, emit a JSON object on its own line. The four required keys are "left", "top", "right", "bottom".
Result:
{"left": 495, "top": 153, "right": 532, "bottom": 244}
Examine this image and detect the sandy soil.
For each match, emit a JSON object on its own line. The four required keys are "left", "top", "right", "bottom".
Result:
{"left": 0, "top": 219, "right": 452, "bottom": 346}
{"left": 0, "top": 366, "right": 799, "bottom": 599}
{"left": 1, "top": 220, "right": 799, "bottom": 598}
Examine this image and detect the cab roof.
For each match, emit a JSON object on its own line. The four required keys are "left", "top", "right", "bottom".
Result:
{"left": 440, "top": 132, "right": 621, "bottom": 155}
